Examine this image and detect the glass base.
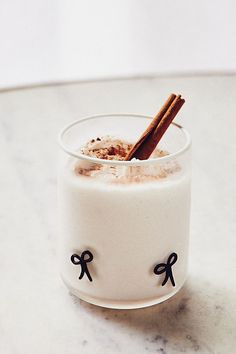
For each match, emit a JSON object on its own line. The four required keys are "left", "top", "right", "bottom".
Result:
{"left": 61, "top": 276, "right": 185, "bottom": 309}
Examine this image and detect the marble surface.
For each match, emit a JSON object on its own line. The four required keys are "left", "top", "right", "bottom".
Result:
{"left": 0, "top": 75, "right": 236, "bottom": 354}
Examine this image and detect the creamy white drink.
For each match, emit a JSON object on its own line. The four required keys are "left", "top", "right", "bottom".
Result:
{"left": 58, "top": 123, "right": 191, "bottom": 309}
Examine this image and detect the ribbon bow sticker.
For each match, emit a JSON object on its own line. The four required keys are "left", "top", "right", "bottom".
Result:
{"left": 71, "top": 250, "right": 94, "bottom": 282}
{"left": 153, "top": 252, "right": 178, "bottom": 287}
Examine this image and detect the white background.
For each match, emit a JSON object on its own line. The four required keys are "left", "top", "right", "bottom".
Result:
{"left": 0, "top": 0, "right": 236, "bottom": 88}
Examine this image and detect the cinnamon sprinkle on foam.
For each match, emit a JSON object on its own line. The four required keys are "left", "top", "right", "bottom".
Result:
{"left": 73, "top": 136, "right": 180, "bottom": 183}
{"left": 81, "top": 136, "right": 133, "bottom": 160}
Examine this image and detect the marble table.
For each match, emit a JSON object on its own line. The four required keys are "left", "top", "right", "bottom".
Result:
{"left": 0, "top": 74, "right": 235, "bottom": 354}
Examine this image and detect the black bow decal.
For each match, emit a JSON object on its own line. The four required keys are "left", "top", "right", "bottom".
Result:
{"left": 154, "top": 252, "right": 178, "bottom": 287}
{"left": 71, "top": 250, "right": 93, "bottom": 282}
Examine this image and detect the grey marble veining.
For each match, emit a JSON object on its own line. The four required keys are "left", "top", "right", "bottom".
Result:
{"left": 0, "top": 75, "right": 236, "bottom": 354}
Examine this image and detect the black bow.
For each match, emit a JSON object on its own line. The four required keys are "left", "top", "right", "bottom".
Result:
{"left": 71, "top": 250, "right": 93, "bottom": 282}
{"left": 154, "top": 252, "right": 178, "bottom": 287}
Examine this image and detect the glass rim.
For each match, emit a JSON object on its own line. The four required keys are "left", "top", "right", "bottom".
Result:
{"left": 58, "top": 113, "right": 191, "bottom": 166}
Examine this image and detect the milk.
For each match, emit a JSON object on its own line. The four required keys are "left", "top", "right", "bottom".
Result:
{"left": 58, "top": 159, "right": 191, "bottom": 309}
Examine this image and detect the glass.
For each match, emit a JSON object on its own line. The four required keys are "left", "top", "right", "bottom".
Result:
{"left": 58, "top": 114, "right": 191, "bottom": 309}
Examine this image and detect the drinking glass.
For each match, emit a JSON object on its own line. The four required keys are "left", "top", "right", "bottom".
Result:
{"left": 58, "top": 114, "right": 191, "bottom": 309}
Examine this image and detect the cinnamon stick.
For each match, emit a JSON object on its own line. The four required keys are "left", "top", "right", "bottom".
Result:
{"left": 125, "top": 94, "right": 185, "bottom": 160}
